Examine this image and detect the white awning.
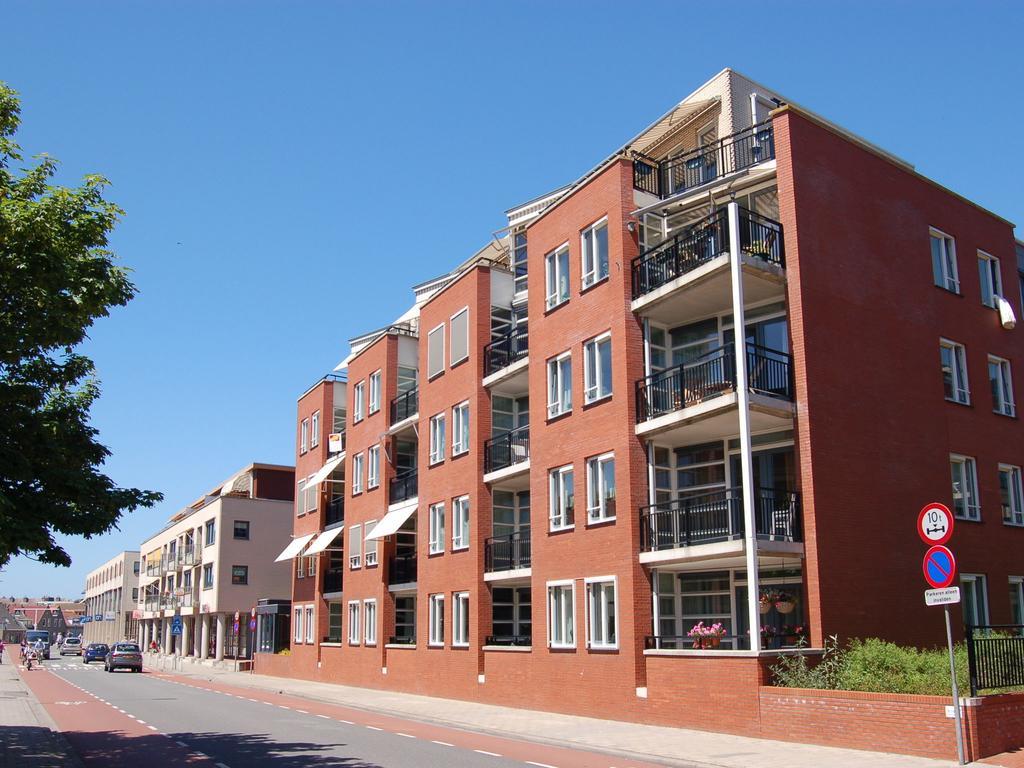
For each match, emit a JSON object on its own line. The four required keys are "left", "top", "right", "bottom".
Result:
{"left": 273, "top": 534, "right": 314, "bottom": 562}
{"left": 304, "top": 526, "right": 345, "bottom": 555}
{"left": 307, "top": 454, "right": 344, "bottom": 487}
{"left": 365, "top": 504, "right": 417, "bottom": 541}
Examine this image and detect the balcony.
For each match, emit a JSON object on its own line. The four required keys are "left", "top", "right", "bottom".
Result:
{"left": 638, "top": 486, "right": 802, "bottom": 564}
{"left": 485, "top": 635, "right": 532, "bottom": 647}
{"left": 390, "top": 387, "right": 418, "bottom": 427}
{"left": 483, "top": 325, "right": 528, "bottom": 378}
{"left": 182, "top": 549, "right": 200, "bottom": 567}
{"left": 631, "top": 208, "right": 785, "bottom": 324}
{"left": 635, "top": 343, "right": 793, "bottom": 443}
{"left": 326, "top": 496, "right": 345, "bottom": 527}
{"left": 484, "top": 532, "right": 531, "bottom": 579}
{"left": 389, "top": 470, "right": 417, "bottom": 505}
{"left": 483, "top": 426, "right": 530, "bottom": 484}
{"left": 633, "top": 121, "right": 775, "bottom": 200}
{"left": 388, "top": 554, "right": 417, "bottom": 586}
{"left": 323, "top": 567, "right": 343, "bottom": 595}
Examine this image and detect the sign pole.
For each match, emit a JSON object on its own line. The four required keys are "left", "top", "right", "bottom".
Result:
{"left": 944, "top": 606, "right": 966, "bottom": 765}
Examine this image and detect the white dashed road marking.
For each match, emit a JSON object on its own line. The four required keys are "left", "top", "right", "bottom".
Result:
{"left": 432, "top": 740, "right": 454, "bottom": 747}
{"left": 474, "top": 750, "right": 501, "bottom": 757}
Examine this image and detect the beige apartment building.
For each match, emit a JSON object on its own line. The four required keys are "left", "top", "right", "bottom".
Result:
{"left": 137, "top": 463, "right": 295, "bottom": 661}
{"left": 82, "top": 551, "right": 141, "bottom": 646}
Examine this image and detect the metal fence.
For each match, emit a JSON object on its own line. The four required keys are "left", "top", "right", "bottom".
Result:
{"left": 966, "top": 625, "right": 1024, "bottom": 696}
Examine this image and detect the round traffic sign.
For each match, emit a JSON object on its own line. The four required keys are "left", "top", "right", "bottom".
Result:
{"left": 918, "top": 502, "right": 954, "bottom": 546}
{"left": 922, "top": 545, "right": 957, "bottom": 589}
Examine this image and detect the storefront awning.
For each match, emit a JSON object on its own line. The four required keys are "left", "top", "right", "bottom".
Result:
{"left": 306, "top": 454, "right": 345, "bottom": 487}
{"left": 273, "top": 533, "right": 314, "bottom": 562}
{"left": 365, "top": 504, "right": 416, "bottom": 541}
{"left": 304, "top": 526, "right": 345, "bottom": 555}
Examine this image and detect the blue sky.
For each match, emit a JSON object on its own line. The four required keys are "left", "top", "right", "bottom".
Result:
{"left": 2, "top": 1, "right": 1022, "bottom": 597}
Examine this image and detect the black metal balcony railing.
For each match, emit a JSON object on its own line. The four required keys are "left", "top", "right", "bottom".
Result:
{"left": 635, "top": 343, "right": 792, "bottom": 422}
{"left": 388, "top": 635, "right": 416, "bottom": 645}
{"left": 631, "top": 207, "right": 784, "bottom": 299}
{"left": 323, "top": 567, "right": 343, "bottom": 594}
{"left": 483, "top": 426, "right": 530, "bottom": 473}
{"left": 326, "top": 496, "right": 344, "bottom": 527}
{"left": 484, "top": 325, "right": 528, "bottom": 377}
{"left": 633, "top": 121, "right": 775, "bottom": 199}
{"left": 484, "top": 531, "right": 532, "bottom": 572}
{"left": 390, "top": 387, "right": 418, "bottom": 425}
{"left": 389, "top": 469, "right": 417, "bottom": 505}
{"left": 639, "top": 486, "right": 802, "bottom": 552}
{"left": 644, "top": 632, "right": 803, "bottom": 651}
{"left": 388, "top": 554, "right": 417, "bottom": 585}
{"left": 485, "top": 635, "right": 532, "bottom": 647}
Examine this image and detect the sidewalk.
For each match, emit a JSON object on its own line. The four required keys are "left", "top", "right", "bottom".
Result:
{"left": 145, "top": 655, "right": 960, "bottom": 768}
{"left": 0, "top": 650, "right": 83, "bottom": 768}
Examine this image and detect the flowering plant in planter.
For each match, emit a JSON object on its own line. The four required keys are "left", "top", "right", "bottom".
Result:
{"left": 687, "top": 621, "right": 726, "bottom": 649}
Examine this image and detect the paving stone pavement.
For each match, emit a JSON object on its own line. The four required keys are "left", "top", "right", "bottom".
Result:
{"left": 0, "top": 650, "right": 84, "bottom": 768}
{"left": 144, "top": 654, "right": 962, "bottom": 768}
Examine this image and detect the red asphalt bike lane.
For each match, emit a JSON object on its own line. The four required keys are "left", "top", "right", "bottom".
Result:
{"left": 14, "top": 649, "right": 216, "bottom": 767}
{"left": 149, "top": 668, "right": 672, "bottom": 768}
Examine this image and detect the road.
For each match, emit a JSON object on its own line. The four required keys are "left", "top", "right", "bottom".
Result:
{"left": 20, "top": 657, "right": 667, "bottom": 768}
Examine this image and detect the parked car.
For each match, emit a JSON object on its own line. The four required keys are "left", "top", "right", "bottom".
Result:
{"left": 83, "top": 643, "right": 109, "bottom": 664}
{"left": 104, "top": 642, "right": 142, "bottom": 673}
{"left": 59, "top": 637, "right": 83, "bottom": 656}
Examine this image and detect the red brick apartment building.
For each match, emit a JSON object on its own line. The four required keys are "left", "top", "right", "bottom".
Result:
{"left": 262, "top": 69, "right": 1023, "bottom": 730}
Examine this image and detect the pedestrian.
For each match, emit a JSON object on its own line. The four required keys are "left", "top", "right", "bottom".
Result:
{"left": 0, "top": 639, "right": 5, "bottom": 664}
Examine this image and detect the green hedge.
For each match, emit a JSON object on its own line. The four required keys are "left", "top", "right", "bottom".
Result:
{"left": 771, "top": 636, "right": 971, "bottom": 696}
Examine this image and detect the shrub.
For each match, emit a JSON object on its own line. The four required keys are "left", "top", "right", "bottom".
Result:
{"left": 770, "top": 636, "right": 970, "bottom": 696}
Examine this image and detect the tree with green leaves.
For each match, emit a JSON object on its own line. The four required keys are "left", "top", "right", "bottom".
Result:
{"left": 0, "top": 82, "right": 161, "bottom": 568}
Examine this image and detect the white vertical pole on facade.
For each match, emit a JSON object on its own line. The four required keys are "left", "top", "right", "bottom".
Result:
{"left": 200, "top": 615, "right": 210, "bottom": 660}
{"left": 215, "top": 614, "right": 226, "bottom": 661}
{"left": 729, "top": 200, "right": 762, "bottom": 654}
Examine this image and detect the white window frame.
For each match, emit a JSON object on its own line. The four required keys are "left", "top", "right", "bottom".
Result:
{"left": 450, "top": 307, "right": 469, "bottom": 366}
{"left": 1000, "top": 464, "right": 1024, "bottom": 526}
{"left": 549, "top": 465, "right": 575, "bottom": 531}
{"left": 310, "top": 411, "right": 320, "bottom": 448}
{"left": 427, "top": 323, "right": 446, "bottom": 380}
{"left": 368, "top": 370, "right": 381, "bottom": 414}
{"left": 349, "top": 523, "right": 362, "bottom": 569}
{"left": 547, "top": 351, "right": 572, "bottom": 418}
{"left": 545, "top": 244, "right": 570, "bottom": 310}
{"left": 305, "top": 604, "right": 315, "bottom": 644}
{"left": 367, "top": 445, "right": 380, "bottom": 489}
{"left": 429, "top": 503, "right": 446, "bottom": 554}
{"left": 583, "top": 333, "right": 612, "bottom": 403}
{"left": 452, "top": 495, "right": 470, "bottom": 550}
{"left": 307, "top": 555, "right": 316, "bottom": 577}
{"left": 429, "top": 413, "right": 446, "bottom": 465}
{"left": 452, "top": 401, "right": 470, "bottom": 456}
{"left": 364, "top": 599, "right": 377, "bottom": 645}
{"left": 586, "top": 453, "right": 616, "bottom": 523}
{"left": 300, "top": 418, "right": 309, "bottom": 454}
{"left": 452, "top": 591, "right": 469, "bottom": 647}
{"left": 293, "top": 606, "right": 303, "bottom": 644}
{"left": 428, "top": 593, "right": 444, "bottom": 647}
{"left": 930, "top": 229, "right": 959, "bottom": 293}
{"left": 961, "top": 573, "right": 990, "bottom": 627}
{"left": 353, "top": 381, "right": 365, "bottom": 423}
{"left": 1010, "top": 577, "right": 1024, "bottom": 626}
{"left": 364, "top": 519, "right": 379, "bottom": 566}
{"left": 351, "top": 453, "right": 364, "bottom": 495}
{"left": 585, "top": 577, "right": 618, "bottom": 650}
{"left": 581, "top": 217, "right": 609, "bottom": 288}
{"left": 304, "top": 475, "right": 317, "bottom": 513}
{"left": 547, "top": 580, "right": 576, "bottom": 649}
{"left": 978, "top": 250, "right": 1003, "bottom": 308}
{"left": 950, "top": 454, "right": 981, "bottom": 521}
{"left": 940, "top": 339, "right": 970, "bottom": 405}
{"left": 989, "top": 355, "right": 1016, "bottom": 417}
{"left": 347, "top": 601, "right": 360, "bottom": 645}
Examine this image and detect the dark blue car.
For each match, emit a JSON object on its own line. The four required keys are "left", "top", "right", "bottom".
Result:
{"left": 83, "top": 643, "right": 109, "bottom": 664}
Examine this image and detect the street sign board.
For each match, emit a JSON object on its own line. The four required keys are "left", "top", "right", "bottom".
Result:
{"left": 918, "top": 503, "right": 954, "bottom": 545}
{"left": 170, "top": 616, "right": 183, "bottom": 636}
{"left": 926, "top": 587, "right": 961, "bottom": 606}
{"left": 923, "top": 545, "right": 957, "bottom": 589}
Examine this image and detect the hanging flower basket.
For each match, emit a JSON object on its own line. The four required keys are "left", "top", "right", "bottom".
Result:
{"left": 758, "top": 595, "right": 773, "bottom": 614}
{"left": 775, "top": 599, "right": 796, "bottom": 614}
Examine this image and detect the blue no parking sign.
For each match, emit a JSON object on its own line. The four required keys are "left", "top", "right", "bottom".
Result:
{"left": 922, "top": 545, "right": 956, "bottom": 589}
